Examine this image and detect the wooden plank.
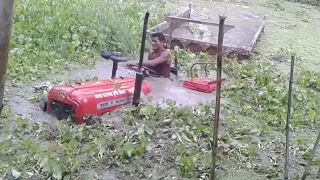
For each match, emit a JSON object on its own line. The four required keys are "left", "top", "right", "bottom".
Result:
{"left": 246, "top": 15, "right": 266, "bottom": 52}
{"left": 162, "top": 33, "right": 249, "bottom": 55}
{"left": 146, "top": 7, "right": 191, "bottom": 35}
{"left": 165, "top": 16, "right": 235, "bottom": 29}
{"left": 0, "top": 0, "right": 15, "bottom": 113}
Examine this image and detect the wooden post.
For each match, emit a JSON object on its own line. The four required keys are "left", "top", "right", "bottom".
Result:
{"left": 301, "top": 130, "right": 320, "bottom": 180}
{"left": 0, "top": 0, "right": 15, "bottom": 113}
{"left": 210, "top": 15, "right": 226, "bottom": 180}
{"left": 283, "top": 56, "right": 295, "bottom": 180}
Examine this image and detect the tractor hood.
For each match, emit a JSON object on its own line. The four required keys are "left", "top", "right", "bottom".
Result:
{"left": 48, "top": 77, "right": 152, "bottom": 104}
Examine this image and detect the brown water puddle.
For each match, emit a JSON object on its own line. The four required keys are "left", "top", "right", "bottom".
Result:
{"left": 4, "top": 59, "right": 228, "bottom": 124}
{"left": 68, "top": 60, "right": 229, "bottom": 106}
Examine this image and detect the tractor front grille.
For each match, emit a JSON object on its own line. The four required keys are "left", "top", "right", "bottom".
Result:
{"left": 49, "top": 100, "right": 75, "bottom": 120}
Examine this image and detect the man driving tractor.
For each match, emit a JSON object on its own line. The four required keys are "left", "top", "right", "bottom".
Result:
{"left": 129, "top": 33, "right": 172, "bottom": 77}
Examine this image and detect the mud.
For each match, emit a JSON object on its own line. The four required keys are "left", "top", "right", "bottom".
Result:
{"left": 69, "top": 60, "right": 229, "bottom": 106}
{"left": 4, "top": 58, "right": 229, "bottom": 124}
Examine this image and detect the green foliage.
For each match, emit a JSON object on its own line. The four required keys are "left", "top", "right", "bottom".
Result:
{"left": 265, "top": 0, "right": 286, "bottom": 11}
{"left": 287, "top": 0, "right": 320, "bottom": 6}
{"left": 8, "top": 0, "right": 165, "bottom": 82}
{"left": 173, "top": 48, "right": 320, "bottom": 128}
{"left": 222, "top": 59, "right": 320, "bottom": 127}
{"left": 0, "top": 97, "right": 271, "bottom": 179}
{"left": 0, "top": 105, "right": 12, "bottom": 119}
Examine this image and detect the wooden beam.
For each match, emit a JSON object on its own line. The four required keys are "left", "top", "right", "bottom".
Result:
{"left": 0, "top": 0, "right": 15, "bottom": 113}
{"left": 247, "top": 15, "right": 266, "bottom": 52}
{"left": 161, "top": 33, "right": 249, "bottom": 56}
{"left": 165, "top": 16, "right": 235, "bottom": 29}
{"left": 146, "top": 8, "right": 191, "bottom": 35}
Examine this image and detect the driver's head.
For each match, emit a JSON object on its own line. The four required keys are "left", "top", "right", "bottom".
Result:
{"left": 151, "top": 33, "right": 166, "bottom": 51}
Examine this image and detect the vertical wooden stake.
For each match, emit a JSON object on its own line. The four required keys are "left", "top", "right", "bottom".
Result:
{"left": 0, "top": 0, "right": 15, "bottom": 114}
{"left": 284, "top": 56, "right": 295, "bottom": 180}
{"left": 132, "top": 12, "right": 149, "bottom": 106}
{"left": 301, "top": 130, "right": 320, "bottom": 180}
{"left": 210, "top": 15, "right": 226, "bottom": 180}
{"left": 168, "top": 22, "right": 173, "bottom": 49}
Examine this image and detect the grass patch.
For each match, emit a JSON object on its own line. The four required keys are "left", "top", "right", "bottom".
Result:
{"left": 8, "top": 0, "right": 165, "bottom": 82}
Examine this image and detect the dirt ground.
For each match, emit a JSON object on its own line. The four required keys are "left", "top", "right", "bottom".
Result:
{"left": 2, "top": 0, "right": 320, "bottom": 179}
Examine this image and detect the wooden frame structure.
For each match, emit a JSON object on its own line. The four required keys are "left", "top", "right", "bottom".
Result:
{"left": 146, "top": 4, "right": 266, "bottom": 60}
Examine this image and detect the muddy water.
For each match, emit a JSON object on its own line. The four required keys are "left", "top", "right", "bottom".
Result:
{"left": 4, "top": 81, "right": 57, "bottom": 123}
{"left": 8, "top": 95, "right": 57, "bottom": 123}
{"left": 6, "top": 59, "right": 228, "bottom": 124}
{"left": 69, "top": 60, "right": 229, "bottom": 106}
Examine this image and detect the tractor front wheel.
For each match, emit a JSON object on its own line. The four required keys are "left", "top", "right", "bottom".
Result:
{"left": 86, "top": 116, "right": 101, "bottom": 125}
{"left": 40, "top": 97, "right": 48, "bottom": 112}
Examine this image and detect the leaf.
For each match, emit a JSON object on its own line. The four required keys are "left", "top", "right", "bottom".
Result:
{"left": 145, "top": 127, "right": 154, "bottom": 135}
{"left": 133, "top": 146, "right": 145, "bottom": 156}
{"left": 92, "top": 76, "right": 99, "bottom": 81}
{"left": 11, "top": 168, "right": 21, "bottom": 179}
{"left": 80, "top": 173, "right": 92, "bottom": 180}
{"left": 123, "top": 143, "right": 135, "bottom": 158}
{"left": 39, "top": 157, "right": 49, "bottom": 168}
{"left": 181, "top": 133, "right": 192, "bottom": 143}
{"left": 25, "top": 172, "right": 34, "bottom": 177}
{"left": 114, "top": 82, "right": 122, "bottom": 89}
{"left": 52, "top": 163, "right": 63, "bottom": 180}
{"left": 140, "top": 137, "right": 148, "bottom": 147}
{"left": 171, "top": 134, "right": 177, "bottom": 140}
{"left": 79, "top": 26, "right": 88, "bottom": 33}
{"left": 140, "top": 105, "right": 154, "bottom": 117}
{"left": 67, "top": 139, "right": 78, "bottom": 150}
{"left": 137, "top": 126, "right": 145, "bottom": 136}
{"left": 23, "top": 138, "right": 32, "bottom": 148}
{"left": 309, "top": 110, "right": 317, "bottom": 118}
{"left": 177, "top": 134, "right": 184, "bottom": 144}
{"left": 249, "top": 129, "right": 262, "bottom": 137}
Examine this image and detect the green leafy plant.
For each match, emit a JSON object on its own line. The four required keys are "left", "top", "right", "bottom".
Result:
{"left": 8, "top": 0, "right": 166, "bottom": 82}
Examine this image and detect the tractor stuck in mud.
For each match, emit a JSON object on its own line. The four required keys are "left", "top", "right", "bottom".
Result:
{"left": 38, "top": 4, "right": 265, "bottom": 125}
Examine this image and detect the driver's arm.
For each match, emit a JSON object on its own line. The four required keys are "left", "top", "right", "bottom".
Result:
{"left": 142, "top": 51, "right": 170, "bottom": 68}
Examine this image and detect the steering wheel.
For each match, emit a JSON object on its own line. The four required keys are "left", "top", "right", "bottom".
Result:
{"left": 126, "top": 64, "right": 160, "bottom": 78}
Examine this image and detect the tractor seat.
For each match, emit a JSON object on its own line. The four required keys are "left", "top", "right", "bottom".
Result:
{"left": 100, "top": 51, "right": 129, "bottom": 63}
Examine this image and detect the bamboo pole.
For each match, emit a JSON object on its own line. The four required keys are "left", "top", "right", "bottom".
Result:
{"left": 301, "top": 130, "right": 320, "bottom": 180}
{"left": 210, "top": 15, "right": 226, "bottom": 180}
{"left": 284, "top": 56, "right": 295, "bottom": 180}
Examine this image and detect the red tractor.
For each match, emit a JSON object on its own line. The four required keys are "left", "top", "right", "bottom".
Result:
{"left": 40, "top": 52, "right": 152, "bottom": 125}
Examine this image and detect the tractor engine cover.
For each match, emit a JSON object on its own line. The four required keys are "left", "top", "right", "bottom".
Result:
{"left": 47, "top": 77, "right": 151, "bottom": 124}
